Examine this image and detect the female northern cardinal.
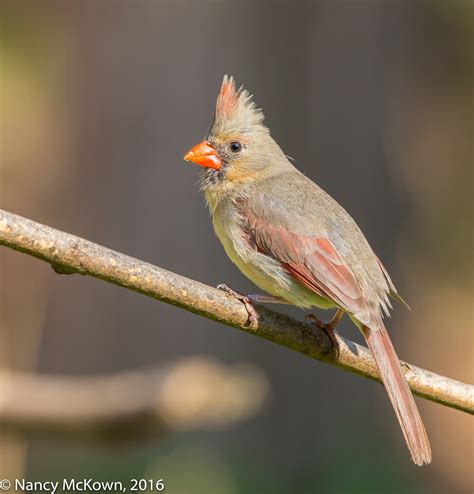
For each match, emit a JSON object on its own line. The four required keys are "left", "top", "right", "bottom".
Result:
{"left": 184, "top": 76, "right": 431, "bottom": 465}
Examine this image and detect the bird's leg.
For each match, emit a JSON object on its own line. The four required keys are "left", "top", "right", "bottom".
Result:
{"left": 216, "top": 285, "right": 289, "bottom": 329}
{"left": 217, "top": 284, "right": 259, "bottom": 329}
{"left": 246, "top": 294, "right": 290, "bottom": 304}
{"left": 305, "top": 308, "right": 345, "bottom": 358}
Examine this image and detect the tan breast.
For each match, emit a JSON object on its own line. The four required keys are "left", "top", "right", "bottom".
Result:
{"left": 208, "top": 196, "right": 335, "bottom": 309}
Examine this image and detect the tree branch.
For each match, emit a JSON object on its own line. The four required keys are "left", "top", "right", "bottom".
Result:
{"left": 1, "top": 209, "right": 472, "bottom": 414}
{"left": 0, "top": 358, "right": 268, "bottom": 440}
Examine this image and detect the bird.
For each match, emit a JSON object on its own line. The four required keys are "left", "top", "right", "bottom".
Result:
{"left": 183, "top": 75, "right": 431, "bottom": 466}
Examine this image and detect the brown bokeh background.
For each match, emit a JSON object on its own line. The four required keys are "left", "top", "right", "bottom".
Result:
{"left": 1, "top": 1, "right": 472, "bottom": 493}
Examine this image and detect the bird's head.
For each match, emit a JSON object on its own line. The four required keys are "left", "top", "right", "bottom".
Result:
{"left": 184, "top": 76, "right": 287, "bottom": 190}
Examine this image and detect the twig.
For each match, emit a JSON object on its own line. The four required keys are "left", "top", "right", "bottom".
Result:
{"left": 0, "top": 209, "right": 472, "bottom": 414}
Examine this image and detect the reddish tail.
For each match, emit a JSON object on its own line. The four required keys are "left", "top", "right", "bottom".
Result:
{"left": 362, "top": 324, "right": 431, "bottom": 466}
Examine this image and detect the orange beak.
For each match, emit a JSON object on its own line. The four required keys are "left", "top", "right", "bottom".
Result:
{"left": 183, "top": 141, "right": 221, "bottom": 170}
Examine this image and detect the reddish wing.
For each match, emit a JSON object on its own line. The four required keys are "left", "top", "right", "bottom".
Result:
{"left": 242, "top": 208, "right": 366, "bottom": 317}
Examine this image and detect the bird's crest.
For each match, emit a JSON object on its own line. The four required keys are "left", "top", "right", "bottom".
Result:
{"left": 212, "top": 75, "right": 266, "bottom": 136}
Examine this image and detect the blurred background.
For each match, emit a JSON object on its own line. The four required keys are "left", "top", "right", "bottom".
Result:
{"left": 0, "top": 1, "right": 472, "bottom": 493}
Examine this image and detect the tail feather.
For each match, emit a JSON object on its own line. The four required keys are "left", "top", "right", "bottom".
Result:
{"left": 362, "top": 324, "right": 431, "bottom": 466}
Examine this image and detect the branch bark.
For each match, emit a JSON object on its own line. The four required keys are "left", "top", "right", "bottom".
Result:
{"left": 1, "top": 209, "right": 472, "bottom": 414}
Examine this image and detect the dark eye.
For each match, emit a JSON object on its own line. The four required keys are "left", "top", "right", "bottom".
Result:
{"left": 229, "top": 141, "right": 242, "bottom": 153}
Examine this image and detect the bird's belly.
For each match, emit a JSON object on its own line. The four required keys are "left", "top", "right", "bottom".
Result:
{"left": 215, "top": 219, "right": 335, "bottom": 310}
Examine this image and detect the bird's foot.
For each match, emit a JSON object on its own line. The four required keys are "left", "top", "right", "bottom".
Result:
{"left": 217, "top": 284, "right": 258, "bottom": 329}
{"left": 305, "top": 309, "right": 344, "bottom": 359}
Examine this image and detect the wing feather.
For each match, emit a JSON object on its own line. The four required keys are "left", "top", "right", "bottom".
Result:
{"left": 243, "top": 207, "right": 367, "bottom": 317}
